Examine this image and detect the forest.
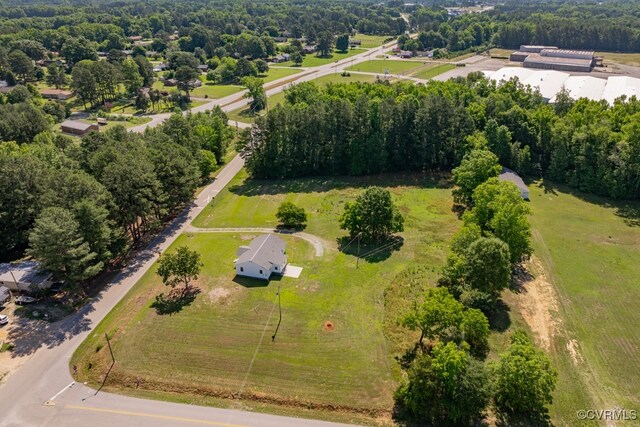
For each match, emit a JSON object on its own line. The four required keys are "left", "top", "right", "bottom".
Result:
{"left": 241, "top": 75, "right": 640, "bottom": 201}
{"left": 0, "top": 108, "right": 234, "bottom": 288}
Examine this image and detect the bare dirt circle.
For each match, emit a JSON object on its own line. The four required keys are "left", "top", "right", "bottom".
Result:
{"left": 323, "top": 321, "right": 335, "bottom": 331}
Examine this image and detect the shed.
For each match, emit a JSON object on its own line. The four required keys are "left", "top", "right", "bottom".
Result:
{"left": 60, "top": 120, "right": 99, "bottom": 136}
{"left": 0, "top": 261, "right": 53, "bottom": 292}
{"left": 234, "top": 234, "right": 287, "bottom": 280}
{"left": 499, "top": 167, "right": 529, "bottom": 200}
{"left": 0, "top": 286, "right": 10, "bottom": 304}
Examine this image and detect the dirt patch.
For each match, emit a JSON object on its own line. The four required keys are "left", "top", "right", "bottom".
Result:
{"left": 513, "top": 256, "right": 561, "bottom": 351}
{"left": 208, "top": 287, "right": 232, "bottom": 304}
{"left": 566, "top": 339, "right": 584, "bottom": 365}
{"left": 322, "top": 321, "right": 335, "bottom": 331}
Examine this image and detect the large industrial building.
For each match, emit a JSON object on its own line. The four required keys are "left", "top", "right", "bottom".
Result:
{"left": 484, "top": 67, "right": 640, "bottom": 104}
{"left": 509, "top": 45, "right": 601, "bottom": 73}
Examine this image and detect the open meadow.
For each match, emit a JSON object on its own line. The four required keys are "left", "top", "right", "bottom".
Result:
{"left": 525, "top": 182, "right": 640, "bottom": 426}
{"left": 72, "top": 171, "right": 462, "bottom": 424}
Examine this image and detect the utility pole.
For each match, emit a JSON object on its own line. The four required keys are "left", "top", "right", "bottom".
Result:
{"left": 356, "top": 233, "right": 361, "bottom": 269}
{"left": 272, "top": 283, "right": 282, "bottom": 342}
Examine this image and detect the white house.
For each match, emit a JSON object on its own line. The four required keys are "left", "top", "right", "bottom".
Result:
{"left": 0, "top": 261, "right": 53, "bottom": 292}
{"left": 499, "top": 167, "right": 529, "bottom": 200}
{"left": 234, "top": 234, "right": 287, "bottom": 280}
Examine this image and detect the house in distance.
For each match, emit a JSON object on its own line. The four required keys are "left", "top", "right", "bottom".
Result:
{"left": 235, "top": 234, "right": 287, "bottom": 280}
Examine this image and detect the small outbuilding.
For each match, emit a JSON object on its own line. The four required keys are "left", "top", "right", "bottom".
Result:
{"left": 234, "top": 234, "right": 287, "bottom": 280}
{"left": 0, "top": 261, "right": 53, "bottom": 292}
{"left": 60, "top": 120, "right": 99, "bottom": 136}
{"left": 499, "top": 167, "right": 529, "bottom": 200}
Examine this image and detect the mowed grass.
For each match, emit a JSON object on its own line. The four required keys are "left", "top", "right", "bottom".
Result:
{"left": 347, "top": 59, "right": 427, "bottom": 74}
{"left": 351, "top": 34, "right": 395, "bottom": 48}
{"left": 226, "top": 73, "right": 382, "bottom": 124}
{"left": 259, "top": 67, "right": 302, "bottom": 83}
{"left": 279, "top": 48, "right": 366, "bottom": 67}
{"left": 527, "top": 182, "right": 640, "bottom": 425}
{"left": 346, "top": 60, "right": 455, "bottom": 80}
{"left": 191, "top": 84, "right": 243, "bottom": 99}
{"left": 412, "top": 63, "right": 456, "bottom": 79}
{"left": 73, "top": 171, "right": 459, "bottom": 420}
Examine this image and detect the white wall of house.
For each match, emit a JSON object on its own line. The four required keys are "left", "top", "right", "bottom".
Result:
{"left": 235, "top": 261, "right": 271, "bottom": 280}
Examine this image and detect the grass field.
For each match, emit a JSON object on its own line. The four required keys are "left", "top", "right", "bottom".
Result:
{"left": 346, "top": 59, "right": 427, "bottom": 74}
{"left": 259, "top": 67, "right": 302, "bottom": 83}
{"left": 226, "top": 73, "right": 382, "bottom": 124}
{"left": 489, "top": 48, "right": 514, "bottom": 59}
{"left": 352, "top": 34, "right": 394, "bottom": 48}
{"left": 72, "top": 171, "right": 460, "bottom": 422}
{"left": 598, "top": 51, "right": 640, "bottom": 67}
{"left": 191, "top": 84, "right": 243, "bottom": 99}
{"left": 279, "top": 48, "right": 366, "bottom": 67}
{"left": 412, "top": 63, "right": 456, "bottom": 79}
{"left": 527, "top": 182, "right": 640, "bottom": 425}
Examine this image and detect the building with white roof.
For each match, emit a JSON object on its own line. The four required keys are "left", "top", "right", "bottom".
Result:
{"left": 601, "top": 76, "right": 640, "bottom": 105}
{"left": 522, "top": 70, "right": 570, "bottom": 102}
{"left": 550, "top": 76, "right": 607, "bottom": 103}
{"left": 0, "top": 261, "right": 53, "bottom": 292}
{"left": 485, "top": 67, "right": 640, "bottom": 105}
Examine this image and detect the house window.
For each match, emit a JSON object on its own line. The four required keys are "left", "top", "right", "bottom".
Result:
{"left": 240, "top": 267, "right": 244, "bottom": 272}
{"left": 259, "top": 270, "right": 263, "bottom": 274}
{"left": 274, "top": 267, "right": 278, "bottom": 271}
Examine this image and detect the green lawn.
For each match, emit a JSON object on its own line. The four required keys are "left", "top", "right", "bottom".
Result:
{"left": 72, "top": 171, "right": 460, "bottom": 422}
{"left": 226, "top": 73, "right": 382, "bottom": 124}
{"left": 279, "top": 48, "right": 366, "bottom": 67}
{"left": 260, "top": 67, "right": 302, "bottom": 84}
{"left": 191, "top": 83, "right": 243, "bottom": 99}
{"left": 346, "top": 61, "right": 455, "bottom": 80}
{"left": 527, "top": 182, "right": 640, "bottom": 426}
{"left": 351, "top": 34, "right": 395, "bottom": 49}
{"left": 347, "top": 59, "right": 427, "bottom": 75}
{"left": 412, "top": 63, "right": 456, "bottom": 80}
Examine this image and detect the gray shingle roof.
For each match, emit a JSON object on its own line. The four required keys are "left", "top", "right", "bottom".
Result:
{"left": 237, "top": 234, "right": 286, "bottom": 270}
{"left": 499, "top": 167, "right": 528, "bottom": 194}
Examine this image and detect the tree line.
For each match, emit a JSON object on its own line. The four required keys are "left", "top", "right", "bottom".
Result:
{"left": 393, "top": 146, "right": 556, "bottom": 425}
{"left": 0, "top": 108, "right": 233, "bottom": 292}
{"left": 241, "top": 76, "right": 640, "bottom": 201}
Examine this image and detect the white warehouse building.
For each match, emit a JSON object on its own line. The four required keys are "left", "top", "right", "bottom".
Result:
{"left": 484, "top": 67, "right": 640, "bottom": 105}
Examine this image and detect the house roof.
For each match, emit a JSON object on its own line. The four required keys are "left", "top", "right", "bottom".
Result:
{"left": 0, "top": 261, "right": 51, "bottom": 285}
{"left": 499, "top": 167, "right": 528, "bottom": 194}
{"left": 0, "top": 286, "right": 9, "bottom": 298}
{"left": 60, "top": 120, "right": 96, "bottom": 131}
{"left": 41, "top": 89, "right": 72, "bottom": 96}
{"left": 237, "top": 234, "right": 286, "bottom": 270}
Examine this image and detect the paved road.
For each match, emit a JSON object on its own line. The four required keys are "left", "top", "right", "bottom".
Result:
{"left": 185, "top": 226, "right": 328, "bottom": 256}
{"left": 0, "top": 40, "right": 410, "bottom": 427}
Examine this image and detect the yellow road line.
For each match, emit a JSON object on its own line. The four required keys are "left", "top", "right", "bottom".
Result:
{"left": 64, "top": 404, "right": 247, "bottom": 427}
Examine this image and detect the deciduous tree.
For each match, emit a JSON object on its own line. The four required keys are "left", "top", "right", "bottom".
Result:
{"left": 339, "top": 186, "right": 404, "bottom": 241}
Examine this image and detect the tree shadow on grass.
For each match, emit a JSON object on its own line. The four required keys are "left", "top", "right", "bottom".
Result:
{"left": 232, "top": 274, "right": 282, "bottom": 288}
{"left": 337, "top": 235, "right": 404, "bottom": 263}
{"left": 228, "top": 172, "right": 453, "bottom": 198}
{"left": 488, "top": 299, "right": 511, "bottom": 333}
{"left": 151, "top": 286, "right": 201, "bottom": 315}
{"left": 534, "top": 179, "right": 640, "bottom": 227}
